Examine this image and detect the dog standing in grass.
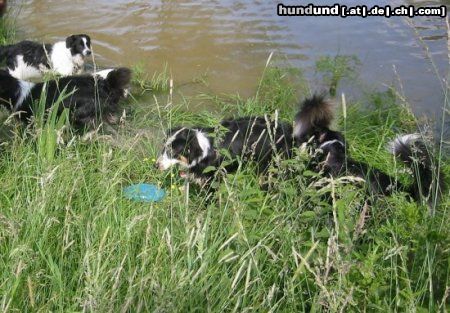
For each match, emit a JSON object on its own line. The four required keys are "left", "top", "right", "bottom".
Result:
{"left": 0, "top": 34, "right": 92, "bottom": 80}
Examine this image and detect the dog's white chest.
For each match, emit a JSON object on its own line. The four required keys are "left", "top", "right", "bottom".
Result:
{"left": 50, "top": 41, "right": 81, "bottom": 76}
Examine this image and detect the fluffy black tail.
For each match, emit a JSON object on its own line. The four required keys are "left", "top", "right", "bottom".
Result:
{"left": 105, "top": 67, "right": 132, "bottom": 92}
{"left": 389, "top": 134, "right": 445, "bottom": 203}
{"left": 293, "top": 95, "right": 334, "bottom": 144}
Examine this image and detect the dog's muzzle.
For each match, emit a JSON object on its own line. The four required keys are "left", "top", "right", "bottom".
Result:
{"left": 155, "top": 153, "right": 184, "bottom": 171}
{"left": 155, "top": 155, "right": 171, "bottom": 171}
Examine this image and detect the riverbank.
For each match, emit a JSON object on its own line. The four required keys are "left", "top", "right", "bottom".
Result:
{"left": 0, "top": 16, "right": 449, "bottom": 313}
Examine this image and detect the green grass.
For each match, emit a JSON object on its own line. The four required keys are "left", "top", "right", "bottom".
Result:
{"left": 316, "top": 55, "right": 361, "bottom": 97}
{"left": 0, "top": 18, "right": 14, "bottom": 46}
{"left": 131, "top": 62, "right": 171, "bottom": 94}
{"left": 1, "top": 19, "right": 449, "bottom": 313}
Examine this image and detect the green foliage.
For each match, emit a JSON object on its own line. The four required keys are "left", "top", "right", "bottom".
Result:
{"left": 254, "top": 66, "right": 304, "bottom": 116}
{"left": 33, "top": 85, "right": 72, "bottom": 163}
{"left": 316, "top": 55, "right": 361, "bottom": 96}
{"left": 131, "top": 62, "right": 171, "bottom": 94}
{"left": 0, "top": 17, "right": 15, "bottom": 45}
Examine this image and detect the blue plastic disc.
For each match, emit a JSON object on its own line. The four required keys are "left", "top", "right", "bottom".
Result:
{"left": 123, "top": 184, "right": 166, "bottom": 202}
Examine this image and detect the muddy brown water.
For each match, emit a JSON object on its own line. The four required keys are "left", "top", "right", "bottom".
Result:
{"left": 10, "top": 0, "right": 450, "bottom": 136}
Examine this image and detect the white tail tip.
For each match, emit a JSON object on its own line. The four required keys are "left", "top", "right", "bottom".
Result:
{"left": 387, "top": 133, "right": 421, "bottom": 154}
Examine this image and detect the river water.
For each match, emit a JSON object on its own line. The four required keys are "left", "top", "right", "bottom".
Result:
{"left": 12, "top": 0, "right": 450, "bottom": 135}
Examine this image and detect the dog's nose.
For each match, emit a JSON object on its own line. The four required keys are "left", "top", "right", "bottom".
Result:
{"left": 86, "top": 50, "right": 92, "bottom": 56}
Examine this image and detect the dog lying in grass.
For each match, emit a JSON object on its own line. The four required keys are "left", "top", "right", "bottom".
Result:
{"left": 156, "top": 94, "right": 444, "bottom": 203}
{"left": 156, "top": 116, "right": 293, "bottom": 185}
{"left": 293, "top": 95, "right": 444, "bottom": 203}
{"left": 0, "top": 67, "right": 131, "bottom": 130}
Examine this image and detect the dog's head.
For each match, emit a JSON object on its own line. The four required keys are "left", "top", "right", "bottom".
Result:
{"left": 66, "top": 34, "right": 91, "bottom": 57}
{"left": 95, "top": 68, "right": 131, "bottom": 98}
{"left": 156, "top": 127, "right": 212, "bottom": 171}
{"left": 315, "top": 129, "right": 347, "bottom": 171}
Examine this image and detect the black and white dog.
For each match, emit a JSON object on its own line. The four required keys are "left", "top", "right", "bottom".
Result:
{"left": 0, "top": 67, "right": 131, "bottom": 130}
{"left": 156, "top": 116, "right": 293, "bottom": 184}
{"left": 293, "top": 95, "right": 444, "bottom": 202}
{"left": 0, "top": 34, "right": 91, "bottom": 80}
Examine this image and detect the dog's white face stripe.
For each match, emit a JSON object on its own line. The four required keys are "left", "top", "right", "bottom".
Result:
{"left": 187, "top": 130, "right": 211, "bottom": 168}
{"left": 320, "top": 139, "right": 345, "bottom": 149}
{"left": 82, "top": 37, "right": 91, "bottom": 56}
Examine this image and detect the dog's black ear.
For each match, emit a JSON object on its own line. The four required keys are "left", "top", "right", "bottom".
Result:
{"left": 66, "top": 35, "right": 76, "bottom": 48}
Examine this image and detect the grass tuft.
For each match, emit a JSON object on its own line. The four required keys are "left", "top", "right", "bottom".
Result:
{"left": 132, "top": 62, "right": 171, "bottom": 94}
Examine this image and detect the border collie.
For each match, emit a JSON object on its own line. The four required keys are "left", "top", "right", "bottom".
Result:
{"left": 293, "top": 96, "right": 444, "bottom": 202}
{"left": 0, "top": 67, "right": 131, "bottom": 130}
{"left": 156, "top": 116, "right": 293, "bottom": 184}
{"left": 0, "top": 34, "right": 91, "bottom": 80}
